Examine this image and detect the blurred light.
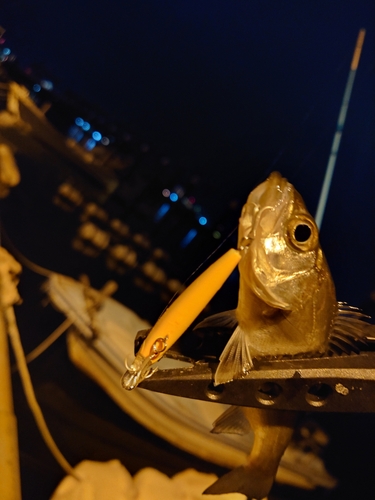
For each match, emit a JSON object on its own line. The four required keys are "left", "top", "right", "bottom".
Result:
{"left": 193, "top": 205, "right": 202, "bottom": 213}
{"left": 181, "top": 197, "right": 192, "bottom": 208}
{"left": 213, "top": 230, "right": 222, "bottom": 239}
{"left": 3, "top": 48, "right": 11, "bottom": 55}
{"left": 68, "top": 125, "right": 84, "bottom": 142}
{"left": 180, "top": 229, "right": 197, "bottom": 248}
{"left": 82, "top": 121, "right": 90, "bottom": 131}
{"left": 175, "top": 185, "right": 185, "bottom": 197}
{"left": 162, "top": 189, "right": 170, "bottom": 198}
{"left": 198, "top": 216, "right": 207, "bottom": 226}
{"left": 41, "top": 79, "right": 53, "bottom": 90}
{"left": 75, "top": 117, "right": 84, "bottom": 127}
{"left": 169, "top": 192, "right": 178, "bottom": 202}
{"left": 188, "top": 196, "right": 196, "bottom": 204}
{"left": 85, "top": 138, "right": 96, "bottom": 151}
{"left": 101, "top": 136, "right": 110, "bottom": 146}
{"left": 33, "top": 84, "right": 41, "bottom": 92}
{"left": 154, "top": 203, "right": 170, "bottom": 222}
{"left": 92, "top": 131, "right": 102, "bottom": 141}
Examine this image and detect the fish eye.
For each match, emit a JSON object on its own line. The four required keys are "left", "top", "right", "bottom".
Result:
{"left": 294, "top": 223, "right": 311, "bottom": 243}
{"left": 286, "top": 215, "right": 318, "bottom": 251}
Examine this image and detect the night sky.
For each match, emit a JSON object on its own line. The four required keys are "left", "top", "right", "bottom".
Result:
{"left": 2, "top": 0, "right": 375, "bottom": 306}
{"left": 1, "top": 3, "right": 375, "bottom": 499}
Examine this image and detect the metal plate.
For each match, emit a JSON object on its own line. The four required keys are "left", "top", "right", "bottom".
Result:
{"left": 140, "top": 353, "right": 375, "bottom": 412}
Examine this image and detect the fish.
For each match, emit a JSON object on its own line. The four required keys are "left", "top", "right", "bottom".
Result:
{"left": 197, "top": 171, "right": 371, "bottom": 385}
{"left": 199, "top": 171, "right": 372, "bottom": 498}
{"left": 205, "top": 406, "right": 298, "bottom": 499}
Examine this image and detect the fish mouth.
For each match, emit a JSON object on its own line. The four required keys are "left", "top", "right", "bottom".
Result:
{"left": 238, "top": 171, "right": 292, "bottom": 247}
{"left": 267, "top": 170, "right": 285, "bottom": 187}
{"left": 238, "top": 172, "right": 295, "bottom": 310}
{"left": 260, "top": 171, "right": 290, "bottom": 207}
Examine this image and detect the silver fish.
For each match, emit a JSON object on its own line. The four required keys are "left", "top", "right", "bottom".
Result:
{"left": 198, "top": 171, "right": 370, "bottom": 385}
{"left": 201, "top": 172, "right": 372, "bottom": 498}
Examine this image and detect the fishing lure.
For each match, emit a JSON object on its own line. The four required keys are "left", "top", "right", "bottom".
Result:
{"left": 121, "top": 248, "right": 241, "bottom": 390}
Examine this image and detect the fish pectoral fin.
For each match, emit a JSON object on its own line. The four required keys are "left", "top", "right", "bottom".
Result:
{"left": 211, "top": 406, "right": 251, "bottom": 435}
{"left": 214, "top": 326, "right": 253, "bottom": 385}
{"left": 194, "top": 310, "right": 238, "bottom": 331}
{"left": 203, "top": 465, "right": 272, "bottom": 499}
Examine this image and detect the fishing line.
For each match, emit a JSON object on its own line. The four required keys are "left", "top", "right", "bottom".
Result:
{"left": 266, "top": 105, "right": 317, "bottom": 173}
{"left": 262, "top": 105, "right": 328, "bottom": 183}
{"left": 285, "top": 134, "right": 328, "bottom": 182}
{"left": 157, "top": 224, "right": 238, "bottom": 318}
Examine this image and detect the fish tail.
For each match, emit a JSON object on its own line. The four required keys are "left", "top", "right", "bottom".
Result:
{"left": 203, "top": 464, "right": 272, "bottom": 499}
{"left": 214, "top": 325, "right": 253, "bottom": 385}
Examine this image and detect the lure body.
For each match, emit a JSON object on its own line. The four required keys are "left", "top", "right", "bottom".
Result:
{"left": 121, "top": 249, "right": 241, "bottom": 390}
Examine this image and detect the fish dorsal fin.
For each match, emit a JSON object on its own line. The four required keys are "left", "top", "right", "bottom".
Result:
{"left": 328, "top": 302, "right": 375, "bottom": 355}
{"left": 194, "top": 309, "right": 238, "bottom": 331}
{"left": 214, "top": 325, "right": 253, "bottom": 385}
{"left": 211, "top": 406, "right": 251, "bottom": 435}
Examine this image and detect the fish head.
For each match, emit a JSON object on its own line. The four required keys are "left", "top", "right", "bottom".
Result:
{"left": 238, "top": 171, "right": 325, "bottom": 311}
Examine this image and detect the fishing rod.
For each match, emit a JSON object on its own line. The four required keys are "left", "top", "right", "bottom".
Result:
{"left": 315, "top": 28, "right": 366, "bottom": 230}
